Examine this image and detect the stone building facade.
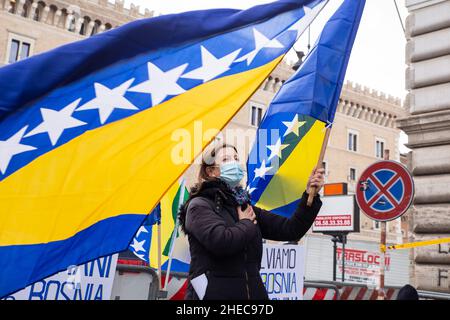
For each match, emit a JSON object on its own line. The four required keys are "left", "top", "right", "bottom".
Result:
{"left": 398, "top": 0, "right": 450, "bottom": 293}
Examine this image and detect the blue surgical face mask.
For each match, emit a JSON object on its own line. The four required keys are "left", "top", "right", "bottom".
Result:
{"left": 219, "top": 162, "right": 244, "bottom": 187}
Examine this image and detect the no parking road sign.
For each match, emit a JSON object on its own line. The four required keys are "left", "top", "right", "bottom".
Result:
{"left": 356, "top": 160, "right": 414, "bottom": 222}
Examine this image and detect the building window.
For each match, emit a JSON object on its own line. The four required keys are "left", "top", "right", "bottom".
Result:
{"left": 250, "top": 105, "right": 263, "bottom": 127}
{"left": 6, "top": 34, "right": 33, "bottom": 64}
{"left": 349, "top": 167, "right": 357, "bottom": 181}
{"left": 375, "top": 138, "right": 385, "bottom": 159}
{"left": 8, "top": 39, "right": 20, "bottom": 64}
{"left": 347, "top": 130, "right": 358, "bottom": 152}
{"left": 322, "top": 161, "right": 328, "bottom": 176}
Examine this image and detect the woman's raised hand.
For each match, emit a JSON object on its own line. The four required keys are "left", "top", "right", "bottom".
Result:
{"left": 238, "top": 205, "right": 257, "bottom": 224}
{"left": 307, "top": 167, "right": 326, "bottom": 193}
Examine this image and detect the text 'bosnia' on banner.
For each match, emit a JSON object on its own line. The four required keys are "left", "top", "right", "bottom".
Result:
{"left": 0, "top": 0, "right": 328, "bottom": 297}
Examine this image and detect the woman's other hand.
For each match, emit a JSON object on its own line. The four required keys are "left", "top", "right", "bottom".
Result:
{"left": 307, "top": 167, "right": 325, "bottom": 193}
{"left": 238, "top": 205, "right": 257, "bottom": 224}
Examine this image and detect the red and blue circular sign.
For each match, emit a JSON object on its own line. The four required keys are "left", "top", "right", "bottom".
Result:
{"left": 356, "top": 160, "right": 414, "bottom": 222}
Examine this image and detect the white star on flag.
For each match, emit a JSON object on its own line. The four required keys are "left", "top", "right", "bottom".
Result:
{"left": 136, "top": 226, "right": 149, "bottom": 238}
{"left": 133, "top": 253, "right": 146, "bottom": 260}
{"left": 182, "top": 46, "right": 241, "bottom": 83}
{"left": 289, "top": 4, "right": 324, "bottom": 40}
{"left": 130, "top": 239, "right": 146, "bottom": 253}
{"left": 0, "top": 126, "right": 36, "bottom": 174}
{"left": 267, "top": 138, "right": 289, "bottom": 161}
{"left": 282, "top": 114, "right": 306, "bottom": 137}
{"left": 253, "top": 160, "right": 273, "bottom": 180}
{"left": 128, "top": 62, "right": 188, "bottom": 106}
{"left": 24, "top": 99, "right": 87, "bottom": 146}
{"left": 247, "top": 187, "right": 257, "bottom": 194}
{"left": 235, "top": 28, "right": 284, "bottom": 66}
{"left": 77, "top": 79, "right": 138, "bottom": 124}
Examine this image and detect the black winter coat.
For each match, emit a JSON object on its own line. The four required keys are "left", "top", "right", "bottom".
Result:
{"left": 180, "top": 179, "right": 322, "bottom": 300}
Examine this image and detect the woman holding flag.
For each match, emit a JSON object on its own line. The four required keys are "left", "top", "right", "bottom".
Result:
{"left": 178, "top": 143, "right": 324, "bottom": 300}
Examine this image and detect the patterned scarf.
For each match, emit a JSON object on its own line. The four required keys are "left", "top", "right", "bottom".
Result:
{"left": 230, "top": 185, "right": 251, "bottom": 206}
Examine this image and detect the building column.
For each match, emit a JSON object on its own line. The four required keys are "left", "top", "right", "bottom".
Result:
{"left": 373, "top": 111, "right": 381, "bottom": 124}
{"left": 86, "top": 21, "right": 96, "bottom": 36}
{"left": 97, "top": 24, "right": 106, "bottom": 33}
{"left": 28, "top": 1, "right": 38, "bottom": 19}
{"left": 75, "top": 17, "right": 84, "bottom": 34}
{"left": 380, "top": 114, "right": 389, "bottom": 127}
{"left": 65, "top": 12, "right": 75, "bottom": 30}
{"left": 359, "top": 106, "right": 367, "bottom": 120}
{"left": 385, "top": 115, "right": 393, "bottom": 128}
{"left": 263, "top": 77, "right": 272, "bottom": 91}
{"left": 346, "top": 102, "right": 354, "bottom": 116}
{"left": 342, "top": 101, "right": 350, "bottom": 114}
{"left": 398, "top": 0, "right": 450, "bottom": 293}
{"left": 337, "top": 100, "right": 345, "bottom": 114}
{"left": 3, "top": 0, "right": 11, "bottom": 11}
{"left": 53, "top": 9, "right": 62, "bottom": 27}
{"left": 272, "top": 78, "right": 281, "bottom": 92}
{"left": 354, "top": 105, "right": 363, "bottom": 118}
{"left": 15, "top": 0, "right": 25, "bottom": 16}
{"left": 352, "top": 104, "right": 359, "bottom": 117}
{"left": 369, "top": 109, "right": 377, "bottom": 122}
{"left": 41, "top": 5, "right": 50, "bottom": 23}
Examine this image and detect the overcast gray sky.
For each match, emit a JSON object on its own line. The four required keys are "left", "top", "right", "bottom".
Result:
{"left": 127, "top": 0, "right": 407, "bottom": 97}
{"left": 125, "top": 0, "right": 409, "bottom": 152}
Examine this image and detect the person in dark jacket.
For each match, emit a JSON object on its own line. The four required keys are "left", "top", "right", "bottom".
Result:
{"left": 178, "top": 143, "right": 324, "bottom": 300}
{"left": 396, "top": 284, "right": 419, "bottom": 300}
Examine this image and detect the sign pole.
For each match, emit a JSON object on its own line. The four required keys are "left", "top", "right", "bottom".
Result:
{"left": 378, "top": 149, "right": 390, "bottom": 300}
{"left": 341, "top": 234, "right": 347, "bottom": 282}
{"left": 332, "top": 235, "right": 338, "bottom": 282}
{"left": 378, "top": 221, "right": 386, "bottom": 300}
{"left": 307, "top": 127, "right": 331, "bottom": 206}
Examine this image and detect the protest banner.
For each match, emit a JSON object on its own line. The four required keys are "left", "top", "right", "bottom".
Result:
{"left": 260, "top": 244, "right": 305, "bottom": 300}
{"left": 3, "top": 254, "right": 118, "bottom": 300}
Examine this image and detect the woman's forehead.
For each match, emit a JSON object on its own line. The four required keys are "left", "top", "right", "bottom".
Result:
{"left": 216, "top": 146, "right": 238, "bottom": 159}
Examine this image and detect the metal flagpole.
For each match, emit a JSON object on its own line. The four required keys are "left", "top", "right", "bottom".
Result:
{"left": 163, "top": 219, "right": 180, "bottom": 290}
{"left": 157, "top": 218, "right": 162, "bottom": 289}
{"left": 307, "top": 126, "right": 332, "bottom": 206}
{"left": 163, "top": 180, "right": 187, "bottom": 290}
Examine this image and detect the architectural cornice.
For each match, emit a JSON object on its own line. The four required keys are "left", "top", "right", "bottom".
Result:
{"left": 397, "top": 109, "right": 450, "bottom": 147}
{"left": 0, "top": 0, "right": 153, "bottom": 37}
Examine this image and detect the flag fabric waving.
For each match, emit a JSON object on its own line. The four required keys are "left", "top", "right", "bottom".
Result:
{"left": 128, "top": 204, "right": 161, "bottom": 263}
{"left": 247, "top": 0, "right": 366, "bottom": 217}
{"left": 128, "top": 179, "right": 191, "bottom": 272}
{"left": 150, "top": 180, "right": 191, "bottom": 273}
{"left": 0, "top": 0, "right": 328, "bottom": 297}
